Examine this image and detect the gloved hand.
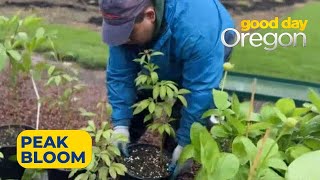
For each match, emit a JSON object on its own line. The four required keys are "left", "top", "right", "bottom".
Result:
{"left": 167, "top": 145, "right": 183, "bottom": 178}
{"left": 113, "top": 126, "right": 130, "bottom": 157}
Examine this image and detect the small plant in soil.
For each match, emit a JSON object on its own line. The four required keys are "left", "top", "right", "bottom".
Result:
{"left": 45, "top": 63, "right": 86, "bottom": 129}
{"left": 124, "top": 49, "right": 190, "bottom": 178}
{"left": 0, "top": 14, "right": 56, "bottom": 128}
{"left": 69, "top": 102, "right": 128, "bottom": 180}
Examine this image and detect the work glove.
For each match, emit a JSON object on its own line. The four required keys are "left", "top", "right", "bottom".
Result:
{"left": 113, "top": 126, "right": 130, "bottom": 157}
{"left": 167, "top": 145, "right": 183, "bottom": 178}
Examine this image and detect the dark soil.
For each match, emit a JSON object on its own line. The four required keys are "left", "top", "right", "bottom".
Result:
{"left": 124, "top": 145, "right": 170, "bottom": 179}
{"left": 0, "top": 126, "right": 28, "bottom": 147}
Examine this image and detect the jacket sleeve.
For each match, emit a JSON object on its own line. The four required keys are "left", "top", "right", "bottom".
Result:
{"left": 176, "top": 35, "right": 224, "bottom": 146}
{"left": 107, "top": 46, "right": 139, "bottom": 127}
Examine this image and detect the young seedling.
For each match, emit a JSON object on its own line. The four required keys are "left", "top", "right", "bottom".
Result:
{"left": 0, "top": 14, "right": 55, "bottom": 129}
{"left": 45, "top": 63, "right": 86, "bottom": 129}
{"left": 70, "top": 102, "right": 128, "bottom": 180}
{"left": 131, "top": 49, "right": 190, "bottom": 168}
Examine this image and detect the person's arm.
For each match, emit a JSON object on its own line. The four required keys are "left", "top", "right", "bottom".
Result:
{"left": 176, "top": 35, "right": 224, "bottom": 146}
{"left": 107, "top": 46, "right": 139, "bottom": 127}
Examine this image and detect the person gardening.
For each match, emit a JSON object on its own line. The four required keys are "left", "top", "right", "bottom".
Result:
{"left": 100, "top": 0, "right": 234, "bottom": 177}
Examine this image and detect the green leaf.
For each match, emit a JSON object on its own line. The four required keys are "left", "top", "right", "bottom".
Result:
{"left": 292, "top": 107, "right": 310, "bottom": 117}
{"left": 68, "top": 169, "right": 78, "bottom": 178}
{"left": 101, "top": 154, "right": 111, "bottom": 166}
{"left": 102, "top": 130, "right": 112, "bottom": 141}
{"left": 160, "top": 85, "right": 166, "bottom": 100}
{"left": 151, "top": 51, "right": 164, "bottom": 56}
{"left": 108, "top": 146, "right": 121, "bottom": 156}
{"left": 164, "top": 124, "right": 172, "bottom": 136}
{"left": 16, "top": 32, "right": 28, "bottom": 42}
{"left": 308, "top": 89, "right": 320, "bottom": 112}
{"left": 95, "top": 130, "right": 103, "bottom": 143}
{"left": 190, "top": 123, "right": 205, "bottom": 161}
{"left": 178, "top": 89, "right": 191, "bottom": 95}
{"left": 166, "top": 86, "right": 174, "bottom": 99}
{"left": 74, "top": 173, "right": 89, "bottom": 180}
{"left": 232, "top": 93, "right": 241, "bottom": 114}
{"left": 79, "top": 108, "right": 96, "bottom": 117}
{"left": 35, "top": 27, "right": 45, "bottom": 39}
{"left": 232, "top": 136, "right": 257, "bottom": 165}
{"left": 259, "top": 168, "right": 284, "bottom": 180}
{"left": 98, "top": 167, "right": 108, "bottom": 180}
{"left": 274, "top": 108, "right": 287, "bottom": 122}
{"left": 151, "top": 72, "right": 158, "bottom": 84}
{"left": 23, "top": 15, "right": 42, "bottom": 26}
{"left": 133, "top": 100, "right": 150, "bottom": 115}
{"left": 148, "top": 101, "right": 155, "bottom": 113}
{"left": 54, "top": 76, "right": 62, "bottom": 86}
{"left": 8, "top": 50, "right": 21, "bottom": 61}
{"left": 167, "top": 83, "right": 179, "bottom": 94}
{"left": 158, "top": 124, "right": 165, "bottom": 135}
{"left": 109, "top": 166, "right": 117, "bottom": 179}
{"left": 153, "top": 85, "right": 160, "bottom": 99}
{"left": 0, "top": 47, "right": 8, "bottom": 72}
{"left": 213, "top": 90, "right": 231, "bottom": 110}
{"left": 267, "top": 158, "right": 287, "bottom": 170}
{"left": 143, "top": 114, "right": 152, "bottom": 123}
{"left": 0, "top": 152, "right": 4, "bottom": 158}
{"left": 202, "top": 109, "right": 215, "bottom": 119}
{"left": 63, "top": 74, "right": 73, "bottom": 82}
{"left": 154, "top": 105, "right": 163, "bottom": 118}
{"left": 178, "top": 144, "right": 194, "bottom": 165}
{"left": 286, "top": 144, "right": 311, "bottom": 161}
{"left": 163, "top": 102, "right": 172, "bottom": 117}
{"left": 286, "top": 151, "right": 320, "bottom": 180}
{"left": 89, "top": 174, "right": 96, "bottom": 180}
{"left": 275, "top": 98, "right": 296, "bottom": 116}
{"left": 112, "top": 163, "right": 127, "bottom": 175}
{"left": 228, "top": 118, "right": 246, "bottom": 135}
{"left": 210, "top": 125, "right": 228, "bottom": 138}
{"left": 87, "top": 120, "right": 96, "bottom": 131}
{"left": 257, "top": 138, "right": 279, "bottom": 164}
{"left": 212, "top": 153, "right": 240, "bottom": 180}
{"left": 178, "top": 95, "right": 188, "bottom": 107}
{"left": 106, "top": 103, "right": 113, "bottom": 116}
{"left": 304, "top": 138, "right": 320, "bottom": 151}
{"left": 248, "top": 122, "right": 273, "bottom": 132}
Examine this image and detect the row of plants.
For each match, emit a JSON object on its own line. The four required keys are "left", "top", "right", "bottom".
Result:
{"left": 178, "top": 64, "right": 320, "bottom": 180}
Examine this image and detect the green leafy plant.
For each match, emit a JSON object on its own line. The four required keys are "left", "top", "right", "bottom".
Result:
{"left": 131, "top": 49, "right": 190, "bottom": 166}
{"left": 69, "top": 103, "right": 128, "bottom": 180}
{"left": 179, "top": 123, "right": 240, "bottom": 180}
{"left": 179, "top": 62, "right": 320, "bottom": 180}
{"left": 45, "top": 63, "right": 86, "bottom": 128}
{"left": 0, "top": 14, "right": 55, "bottom": 129}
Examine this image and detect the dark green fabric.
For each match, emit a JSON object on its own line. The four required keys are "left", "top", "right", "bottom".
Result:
{"left": 153, "top": 0, "right": 165, "bottom": 38}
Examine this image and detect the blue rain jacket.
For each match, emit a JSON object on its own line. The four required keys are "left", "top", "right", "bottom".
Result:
{"left": 106, "top": 0, "right": 234, "bottom": 146}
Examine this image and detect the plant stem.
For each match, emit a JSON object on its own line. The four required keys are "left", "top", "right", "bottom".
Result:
{"left": 221, "top": 71, "right": 228, "bottom": 91}
{"left": 246, "top": 79, "right": 257, "bottom": 137}
{"left": 31, "top": 72, "right": 41, "bottom": 130}
{"left": 248, "top": 128, "right": 270, "bottom": 180}
{"left": 254, "top": 127, "right": 287, "bottom": 178}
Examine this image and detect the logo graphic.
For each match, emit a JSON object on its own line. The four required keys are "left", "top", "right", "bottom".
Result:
{"left": 17, "top": 130, "right": 92, "bottom": 169}
{"left": 221, "top": 17, "right": 308, "bottom": 51}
